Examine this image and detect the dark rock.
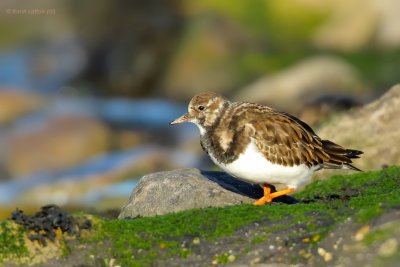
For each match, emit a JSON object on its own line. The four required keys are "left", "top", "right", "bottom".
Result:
{"left": 69, "top": 0, "right": 184, "bottom": 97}
{"left": 118, "top": 168, "right": 298, "bottom": 218}
{"left": 299, "top": 94, "right": 361, "bottom": 125}
{"left": 10, "top": 205, "right": 90, "bottom": 246}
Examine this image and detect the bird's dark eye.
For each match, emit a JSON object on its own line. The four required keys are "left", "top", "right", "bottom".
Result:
{"left": 198, "top": 105, "right": 205, "bottom": 111}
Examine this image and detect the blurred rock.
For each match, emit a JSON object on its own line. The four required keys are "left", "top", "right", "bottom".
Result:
{"left": 163, "top": 15, "right": 250, "bottom": 100}
{"left": 316, "top": 84, "right": 400, "bottom": 177}
{"left": 118, "top": 168, "right": 297, "bottom": 218}
{"left": 376, "top": 0, "right": 400, "bottom": 48}
{"left": 0, "top": 89, "right": 45, "bottom": 124}
{"left": 312, "top": 0, "right": 400, "bottom": 51}
{"left": 13, "top": 147, "right": 179, "bottom": 207}
{"left": 312, "top": 0, "right": 378, "bottom": 52}
{"left": 112, "top": 130, "right": 144, "bottom": 150}
{"left": 235, "top": 56, "right": 366, "bottom": 114}
{"left": 68, "top": 0, "right": 184, "bottom": 97}
{"left": 6, "top": 115, "right": 111, "bottom": 177}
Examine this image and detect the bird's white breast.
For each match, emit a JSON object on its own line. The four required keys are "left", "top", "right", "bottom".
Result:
{"left": 209, "top": 139, "right": 315, "bottom": 189}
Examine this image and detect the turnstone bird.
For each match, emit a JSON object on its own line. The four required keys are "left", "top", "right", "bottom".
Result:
{"left": 170, "top": 92, "right": 363, "bottom": 205}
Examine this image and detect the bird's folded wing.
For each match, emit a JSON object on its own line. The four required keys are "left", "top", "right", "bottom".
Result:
{"left": 250, "top": 110, "right": 331, "bottom": 167}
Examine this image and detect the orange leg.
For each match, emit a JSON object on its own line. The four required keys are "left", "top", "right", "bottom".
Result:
{"left": 253, "top": 185, "right": 295, "bottom": 206}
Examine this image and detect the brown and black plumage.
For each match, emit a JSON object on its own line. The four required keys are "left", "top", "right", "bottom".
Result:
{"left": 171, "top": 92, "right": 363, "bottom": 205}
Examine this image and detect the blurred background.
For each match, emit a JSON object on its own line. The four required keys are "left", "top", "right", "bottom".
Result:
{"left": 0, "top": 0, "right": 399, "bottom": 218}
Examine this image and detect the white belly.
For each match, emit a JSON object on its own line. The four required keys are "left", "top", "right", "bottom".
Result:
{"left": 209, "top": 140, "right": 315, "bottom": 189}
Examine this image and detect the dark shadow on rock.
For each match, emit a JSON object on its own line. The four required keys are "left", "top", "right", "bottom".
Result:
{"left": 200, "top": 170, "right": 299, "bottom": 204}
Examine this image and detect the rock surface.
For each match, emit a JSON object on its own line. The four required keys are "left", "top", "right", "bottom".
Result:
{"left": 316, "top": 84, "right": 400, "bottom": 177}
{"left": 119, "top": 168, "right": 297, "bottom": 218}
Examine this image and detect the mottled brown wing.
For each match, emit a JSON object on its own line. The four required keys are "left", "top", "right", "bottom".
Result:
{"left": 249, "top": 109, "right": 330, "bottom": 167}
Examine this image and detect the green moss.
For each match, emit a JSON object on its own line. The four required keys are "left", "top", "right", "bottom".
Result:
{"left": 364, "top": 228, "right": 393, "bottom": 246}
{"left": 297, "top": 166, "right": 400, "bottom": 223}
{"left": 0, "top": 221, "right": 28, "bottom": 261}
{"left": 251, "top": 235, "right": 268, "bottom": 244}
{"left": 86, "top": 202, "right": 332, "bottom": 265}
{"left": 88, "top": 166, "right": 400, "bottom": 266}
{"left": 213, "top": 252, "right": 236, "bottom": 264}
{"left": 2, "top": 166, "right": 400, "bottom": 266}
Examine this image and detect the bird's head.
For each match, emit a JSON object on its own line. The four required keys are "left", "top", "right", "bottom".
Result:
{"left": 170, "top": 92, "right": 228, "bottom": 133}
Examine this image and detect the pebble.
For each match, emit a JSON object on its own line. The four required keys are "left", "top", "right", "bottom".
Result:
{"left": 192, "top": 237, "right": 200, "bottom": 245}
{"left": 378, "top": 238, "right": 398, "bottom": 257}
{"left": 318, "top": 247, "right": 326, "bottom": 256}
{"left": 333, "top": 237, "right": 343, "bottom": 250}
{"left": 249, "top": 257, "right": 261, "bottom": 265}
{"left": 354, "top": 225, "right": 370, "bottom": 241}
{"left": 313, "top": 235, "right": 321, "bottom": 242}
{"left": 109, "top": 258, "right": 121, "bottom": 267}
{"left": 324, "top": 252, "right": 333, "bottom": 262}
{"left": 318, "top": 247, "right": 333, "bottom": 262}
{"left": 299, "top": 249, "right": 312, "bottom": 259}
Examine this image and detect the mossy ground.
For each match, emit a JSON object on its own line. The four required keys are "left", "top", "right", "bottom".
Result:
{"left": 1, "top": 166, "right": 400, "bottom": 266}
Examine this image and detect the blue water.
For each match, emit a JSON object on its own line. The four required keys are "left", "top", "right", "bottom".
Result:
{"left": 0, "top": 46, "right": 200, "bottom": 207}
{"left": 82, "top": 180, "right": 139, "bottom": 204}
{"left": 0, "top": 50, "right": 31, "bottom": 89}
{"left": 0, "top": 147, "right": 158, "bottom": 203}
{"left": 100, "top": 98, "right": 187, "bottom": 128}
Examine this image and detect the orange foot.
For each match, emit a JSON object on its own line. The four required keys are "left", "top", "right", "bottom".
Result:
{"left": 253, "top": 184, "right": 295, "bottom": 206}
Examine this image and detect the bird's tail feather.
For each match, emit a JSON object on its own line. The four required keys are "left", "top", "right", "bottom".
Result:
{"left": 321, "top": 140, "right": 363, "bottom": 171}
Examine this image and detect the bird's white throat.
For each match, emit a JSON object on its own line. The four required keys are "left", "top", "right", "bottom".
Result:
{"left": 193, "top": 121, "right": 206, "bottom": 135}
